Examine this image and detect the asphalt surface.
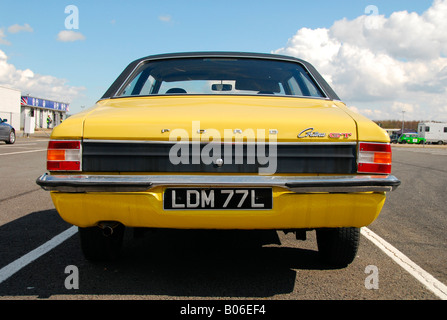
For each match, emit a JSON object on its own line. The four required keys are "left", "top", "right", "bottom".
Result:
{"left": 0, "top": 136, "right": 446, "bottom": 304}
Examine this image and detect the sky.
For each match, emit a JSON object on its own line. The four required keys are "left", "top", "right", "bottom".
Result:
{"left": 0, "top": 0, "right": 446, "bottom": 121}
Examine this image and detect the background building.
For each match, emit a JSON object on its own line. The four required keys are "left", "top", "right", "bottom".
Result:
{"left": 20, "top": 95, "right": 69, "bottom": 129}
{"left": 0, "top": 86, "right": 21, "bottom": 130}
{"left": 0, "top": 86, "right": 69, "bottom": 132}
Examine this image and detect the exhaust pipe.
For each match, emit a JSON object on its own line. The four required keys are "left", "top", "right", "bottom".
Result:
{"left": 102, "top": 226, "right": 114, "bottom": 237}
{"left": 98, "top": 222, "right": 118, "bottom": 237}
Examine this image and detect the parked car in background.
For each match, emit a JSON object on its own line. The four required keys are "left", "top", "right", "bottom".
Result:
{"left": 0, "top": 118, "right": 15, "bottom": 144}
{"left": 36, "top": 52, "right": 400, "bottom": 267}
{"left": 398, "top": 133, "right": 426, "bottom": 144}
{"left": 389, "top": 132, "right": 399, "bottom": 144}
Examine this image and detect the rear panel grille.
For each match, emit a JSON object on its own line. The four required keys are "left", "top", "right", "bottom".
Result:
{"left": 82, "top": 141, "right": 357, "bottom": 174}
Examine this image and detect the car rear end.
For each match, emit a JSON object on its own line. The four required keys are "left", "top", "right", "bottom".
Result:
{"left": 36, "top": 53, "right": 400, "bottom": 265}
{"left": 37, "top": 96, "right": 399, "bottom": 230}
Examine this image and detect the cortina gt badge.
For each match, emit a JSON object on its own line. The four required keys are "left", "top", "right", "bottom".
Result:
{"left": 298, "top": 127, "right": 352, "bottom": 139}
{"left": 297, "top": 127, "right": 326, "bottom": 138}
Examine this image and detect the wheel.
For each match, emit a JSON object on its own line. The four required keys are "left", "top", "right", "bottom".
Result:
{"left": 78, "top": 223, "right": 125, "bottom": 261}
{"left": 316, "top": 227, "right": 360, "bottom": 267}
{"left": 5, "top": 130, "right": 15, "bottom": 144}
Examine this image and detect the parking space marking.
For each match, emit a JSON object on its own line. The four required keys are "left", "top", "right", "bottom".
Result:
{"left": 1, "top": 143, "right": 38, "bottom": 147}
{"left": 0, "top": 226, "right": 77, "bottom": 285}
{"left": 362, "top": 227, "right": 447, "bottom": 300}
{"left": 1, "top": 223, "right": 445, "bottom": 298}
{"left": 392, "top": 147, "right": 447, "bottom": 156}
{"left": 0, "top": 149, "right": 46, "bottom": 156}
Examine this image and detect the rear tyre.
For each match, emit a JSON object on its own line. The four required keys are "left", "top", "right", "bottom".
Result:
{"left": 78, "top": 223, "right": 125, "bottom": 261}
{"left": 316, "top": 227, "right": 360, "bottom": 267}
{"left": 6, "top": 130, "right": 15, "bottom": 144}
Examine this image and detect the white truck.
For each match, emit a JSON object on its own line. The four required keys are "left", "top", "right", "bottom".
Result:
{"left": 418, "top": 122, "right": 447, "bottom": 144}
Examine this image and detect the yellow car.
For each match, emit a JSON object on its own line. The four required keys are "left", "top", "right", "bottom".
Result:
{"left": 36, "top": 52, "right": 400, "bottom": 266}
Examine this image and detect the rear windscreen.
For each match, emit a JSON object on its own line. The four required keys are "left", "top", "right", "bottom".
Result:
{"left": 116, "top": 58, "right": 326, "bottom": 98}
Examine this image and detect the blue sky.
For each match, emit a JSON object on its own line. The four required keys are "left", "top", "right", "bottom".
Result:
{"left": 0, "top": 1, "right": 445, "bottom": 120}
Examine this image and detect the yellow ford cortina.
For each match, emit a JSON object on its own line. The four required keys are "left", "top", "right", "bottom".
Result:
{"left": 36, "top": 52, "right": 400, "bottom": 266}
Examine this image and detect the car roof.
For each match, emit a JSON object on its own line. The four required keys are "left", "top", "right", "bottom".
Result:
{"left": 101, "top": 51, "right": 341, "bottom": 101}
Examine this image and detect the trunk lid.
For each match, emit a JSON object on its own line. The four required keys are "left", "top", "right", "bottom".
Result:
{"left": 83, "top": 96, "right": 358, "bottom": 143}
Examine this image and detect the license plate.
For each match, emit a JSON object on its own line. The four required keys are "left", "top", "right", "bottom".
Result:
{"left": 163, "top": 188, "right": 272, "bottom": 210}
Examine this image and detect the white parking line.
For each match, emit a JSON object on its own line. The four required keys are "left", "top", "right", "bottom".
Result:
{"left": 0, "top": 223, "right": 445, "bottom": 299}
{"left": 362, "top": 227, "right": 447, "bottom": 300}
{"left": 0, "top": 149, "right": 46, "bottom": 156}
{"left": 2, "top": 143, "right": 37, "bottom": 147}
{"left": 0, "top": 226, "right": 77, "bottom": 285}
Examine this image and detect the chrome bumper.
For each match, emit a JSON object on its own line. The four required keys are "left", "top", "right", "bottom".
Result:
{"left": 36, "top": 173, "right": 401, "bottom": 193}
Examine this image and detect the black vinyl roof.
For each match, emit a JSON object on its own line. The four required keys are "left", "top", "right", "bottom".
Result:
{"left": 101, "top": 52, "right": 340, "bottom": 101}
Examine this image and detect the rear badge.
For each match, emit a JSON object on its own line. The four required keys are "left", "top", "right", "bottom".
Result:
{"left": 214, "top": 158, "right": 224, "bottom": 167}
{"left": 297, "top": 127, "right": 326, "bottom": 138}
{"left": 329, "top": 132, "right": 352, "bottom": 139}
{"left": 297, "top": 128, "right": 352, "bottom": 139}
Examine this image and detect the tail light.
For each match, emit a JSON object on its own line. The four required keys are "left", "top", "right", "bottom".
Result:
{"left": 47, "top": 140, "right": 81, "bottom": 171}
{"left": 357, "top": 142, "right": 392, "bottom": 174}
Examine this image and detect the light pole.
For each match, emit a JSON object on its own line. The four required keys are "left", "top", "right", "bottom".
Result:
{"left": 401, "top": 111, "right": 405, "bottom": 135}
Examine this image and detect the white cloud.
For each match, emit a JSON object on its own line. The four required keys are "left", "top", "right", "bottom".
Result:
{"left": 274, "top": 0, "right": 447, "bottom": 121}
{"left": 0, "top": 28, "right": 11, "bottom": 45}
{"left": 392, "top": 102, "right": 416, "bottom": 113}
{"left": 159, "top": 15, "right": 172, "bottom": 23}
{"left": 57, "top": 30, "right": 86, "bottom": 42}
{"left": 0, "top": 49, "right": 85, "bottom": 103}
{"left": 7, "top": 23, "right": 33, "bottom": 34}
{"left": 348, "top": 106, "right": 359, "bottom": 113}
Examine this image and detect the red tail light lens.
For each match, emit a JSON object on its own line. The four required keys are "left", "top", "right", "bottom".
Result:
{"left": 358, "top": 142, "right": 392, "bottom": 174}
{"left": 47, "top": 140, "right": 81, "bottom": 171}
